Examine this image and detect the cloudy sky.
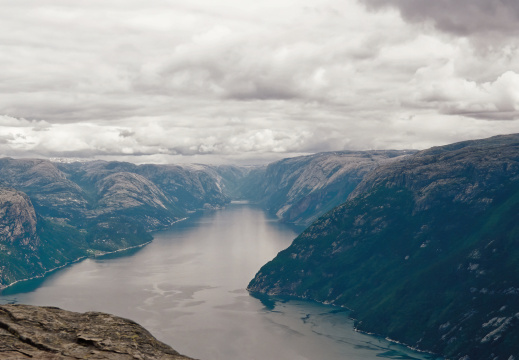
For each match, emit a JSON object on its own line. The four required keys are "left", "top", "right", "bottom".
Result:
{"left": 1, "top": 0, "right": 519, "bottom": 164}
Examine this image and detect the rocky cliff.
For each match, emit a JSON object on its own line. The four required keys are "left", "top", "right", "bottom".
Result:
{"left": 0, "top": 188, "right": 43, "bottom": 286}
{"left": 0, "top": 188, "right": 38, "bottom": 247}
{"left": 0, "top": 304, "right": 193, "bottom": 359}
{"left": 248, "top": 150, "right": 414, "bottom": 226}
{"left": 248, "top": 134, "right": 519, "bottom": 359}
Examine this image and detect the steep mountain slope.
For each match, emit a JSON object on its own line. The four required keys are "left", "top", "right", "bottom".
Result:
{"left": 212, "top": 164, "right": 264, "bottom": 200}
{"left": 251, "top": 150, "right": 413, "bottom": 226}
{"left": 135, "top": 163, "right": 232, "bottom": 210}
{"left": 0, "top": 159, "right": 237, "bottom": 288}
{"left": 248, "top": 134, "right": 519, "bottom": 359}
{"left": 0, "top": 188, "right": 42, "bottom": 285}
{"left": 0, "top": 158, "right": 89, "bottom": 219}
{"left": 58, "top": 161, "right": 234, "bottom": 214}
{"left": 0, "top": 187, "right": 86, "bottom": 287}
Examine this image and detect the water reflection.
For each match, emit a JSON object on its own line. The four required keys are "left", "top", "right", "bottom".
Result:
{"left": 0, "top": 203, "right": 439, "bottom": 360}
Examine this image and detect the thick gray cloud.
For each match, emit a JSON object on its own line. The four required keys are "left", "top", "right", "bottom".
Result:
{"left": 360, "top": 0, "right": 519, "bottom": 37}
{"left": 0, "top": 0, "right": 518, "bottom": 163}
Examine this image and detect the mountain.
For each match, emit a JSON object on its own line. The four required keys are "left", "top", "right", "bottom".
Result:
{"left": 0, "top": 158, "right": 238, "bottom": 288}
{"left": 0, "top": 187, "right": 41, "bottom": 286}
{"left": 0, "top": 158, "right": 89, "bottom": 219}
{"left": 4, "top": 135, "right": 519, "bottom": 357}
{"left": 57, "top": 161, "right": 235, "bottom": 215}
{"left": 0, "top": 304, "right": 193, "bottom": 359}
{"left": 214, "top": 164, "right": 265, "bottom": 200}
{"left": 249, "top": 150, "right": 414, "bottom": 226}
{"left": 248, "top": 134, "right": 519, "bottom": 359}
{"left": 2, "top": 150, "right": 411, "bottom": 289}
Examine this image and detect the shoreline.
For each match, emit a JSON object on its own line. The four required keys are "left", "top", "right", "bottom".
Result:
{"left": 353, "top": 327, "right": 441, "bottom": 358}
{"left": 248, "top": 290, "right": 442, "bottom": 359}
{"left": 0, "top": 256, "right": 87, "bottom": 292}
{"left": 89, "top": 239, "right": 153, "bottom": 258}
{"left": 0, "top": 217, "right": 190, "bottom": 293}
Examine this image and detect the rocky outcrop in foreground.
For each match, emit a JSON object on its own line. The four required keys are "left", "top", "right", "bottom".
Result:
{"left": 0, "top": 304, "right": 193, "bottom": 359}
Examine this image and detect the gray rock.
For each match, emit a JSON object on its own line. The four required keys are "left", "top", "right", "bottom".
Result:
{"left": 0, "top": 188, "right": 38, "bottom": 247}
{"left": 0, "top": 304, "right": 194, "bottom": 359}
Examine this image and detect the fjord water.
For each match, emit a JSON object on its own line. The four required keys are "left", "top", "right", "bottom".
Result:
{"left": 0, "top": 203, "right": 437, "bottom": 360}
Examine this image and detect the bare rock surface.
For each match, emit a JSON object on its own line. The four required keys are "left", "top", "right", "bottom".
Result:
{"left": 0, "top": 188, "right": 38, "bottom": 247}
{"left": 0, "top": 304, "right": 194, "bottom": 359}
{"left": 0, "top": 188, "right": 45, "bottom": 287}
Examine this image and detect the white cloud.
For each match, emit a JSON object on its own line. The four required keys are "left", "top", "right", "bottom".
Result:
{"left": 0, "top": 0, "right": 518, "bottom": 163}
{"left": 407, "top": 61, "right": 519, "bottom": 120}
{"left": 0, "top": 115, "right": 49, "bottom": 129}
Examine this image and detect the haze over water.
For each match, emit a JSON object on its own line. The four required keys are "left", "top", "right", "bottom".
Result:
{"left": 0, "top": 203, "right": 438, "bottom": 360}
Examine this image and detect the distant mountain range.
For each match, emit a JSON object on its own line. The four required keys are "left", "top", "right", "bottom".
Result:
{"left": 245, "top": 150, "right": 414, "bottom": 226}
{"left": 2, "top": 134, "right": 519, "bottom": 359}
{"left": 248, "top": 134, "right": 519, "bottom": 359}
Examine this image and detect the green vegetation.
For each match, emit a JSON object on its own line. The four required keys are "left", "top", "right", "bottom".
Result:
{"left": 249, "top": 135, "right": 519, "bottom": 359}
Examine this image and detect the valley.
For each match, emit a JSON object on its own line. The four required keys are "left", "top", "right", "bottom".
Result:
{"left": 0, "top": 203, "right": 435, "bottom": 360}
{"left": 1, "top": 134, "right": 518, "bottom": 359}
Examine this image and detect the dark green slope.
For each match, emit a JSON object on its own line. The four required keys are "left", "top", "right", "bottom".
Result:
{"left": 248, "top": 134, "right": 519, "bottom": 359}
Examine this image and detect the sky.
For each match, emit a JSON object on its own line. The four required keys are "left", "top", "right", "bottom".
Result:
{"left": 1, "top": 0, "right": 519, "bottom": 164}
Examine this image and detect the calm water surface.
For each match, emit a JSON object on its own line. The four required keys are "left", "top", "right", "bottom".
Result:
{"left": 0, "top": 203, "right": 439, "bottom": 360}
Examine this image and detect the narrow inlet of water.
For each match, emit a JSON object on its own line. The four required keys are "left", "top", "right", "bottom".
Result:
{"left": 0, "top": 203, "right": 440, "bottom": 360}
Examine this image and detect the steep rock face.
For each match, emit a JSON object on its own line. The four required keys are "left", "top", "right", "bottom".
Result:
{"left": 248, "top": 134, "right": 519, "bottom": 360}
{"left": 0, "top": 188, "right": 38, "bottom": 247}
{"left": 253, "top": 150, "right": 413, "bottom": 226}
{"left": 350, "top": 134, "right": 519, "bottom": 211}
{"left": 0, "top": 158, "right": 89, "bottom": 219}
{"left": 0, "top": 304, "right": 193, "bottom": 359}
{"left": 213, "top": 165, "right": 267, "bottom": 201}
{"left": 0, "top": 188, "right": 43, "bottom": 286}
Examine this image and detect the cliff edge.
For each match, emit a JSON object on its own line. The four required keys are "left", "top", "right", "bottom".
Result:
{"left": 0, "top": 304, "right": 194, "bottom": 359}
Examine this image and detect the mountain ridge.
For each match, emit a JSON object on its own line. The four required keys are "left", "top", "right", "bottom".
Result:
{"left": 246, "top": 150, "right": 414, "bottom": 226}
{"left": 0, "top": 159, "right": 240, "bottom": 289}
{"left": 248, "top": 133, "right": 519, "bottom": 359}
